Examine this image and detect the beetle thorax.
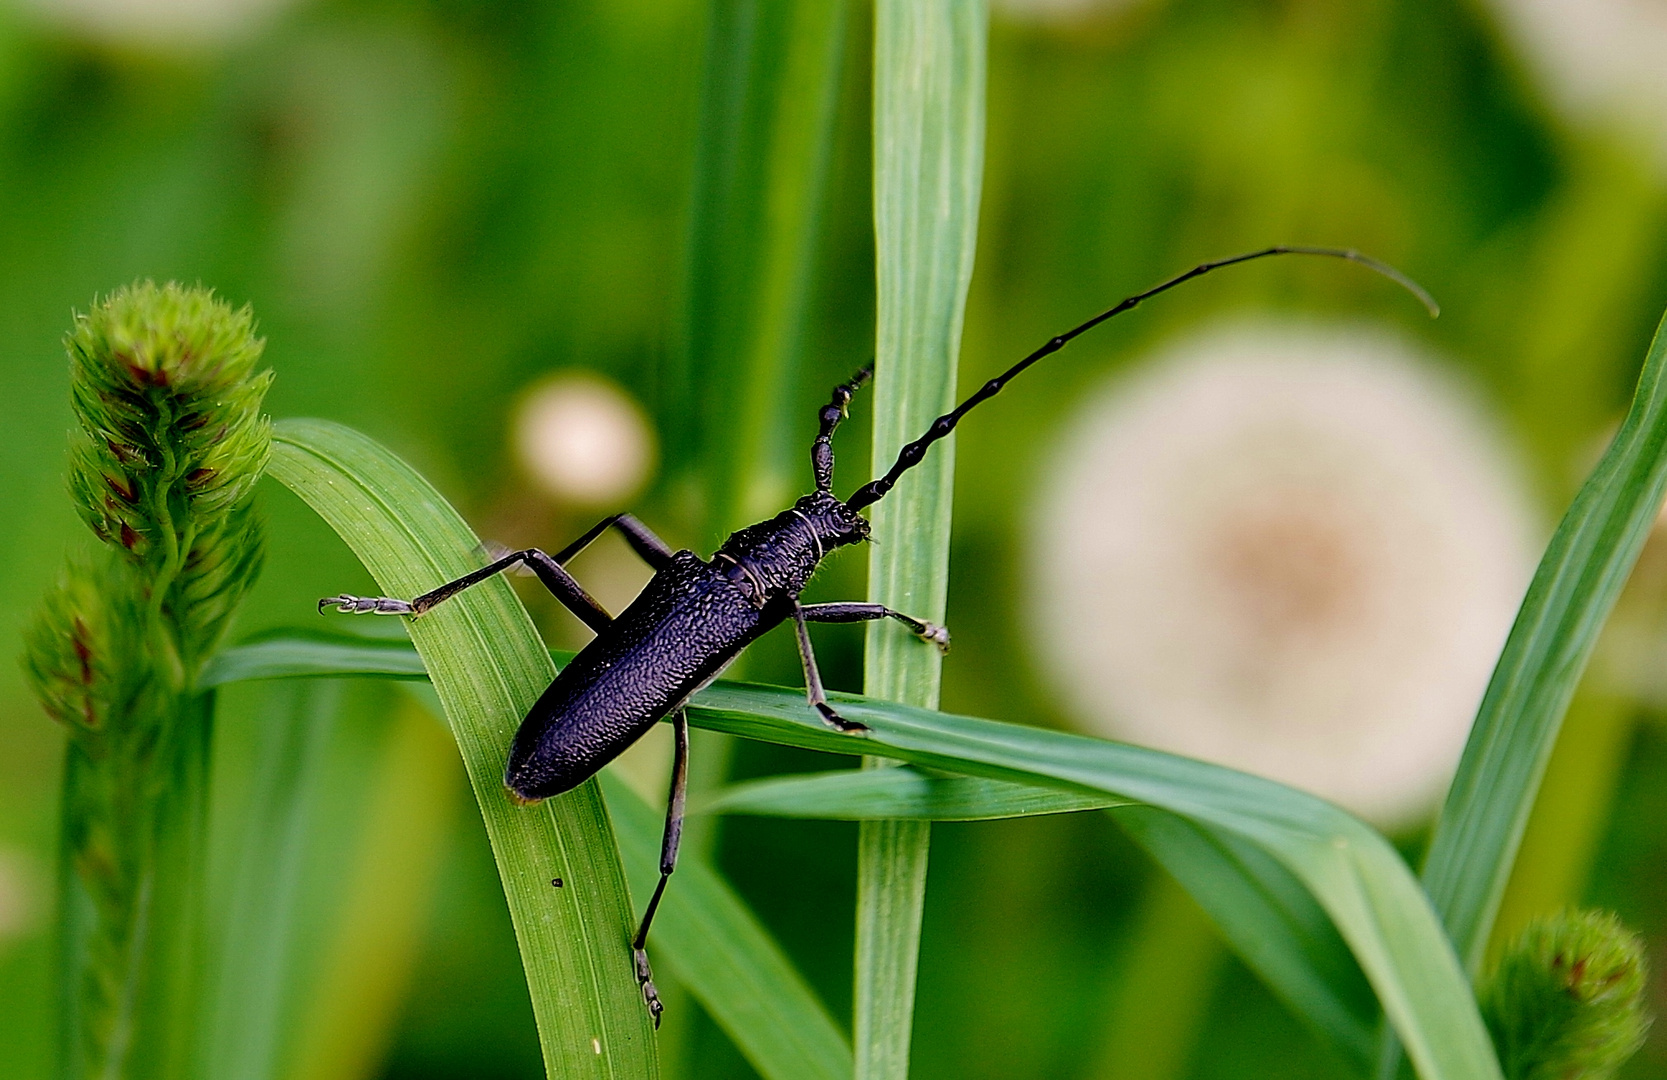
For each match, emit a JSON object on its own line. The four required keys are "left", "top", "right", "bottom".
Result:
{"left": 712, "top": 492, "right": 869, "bottom": 605}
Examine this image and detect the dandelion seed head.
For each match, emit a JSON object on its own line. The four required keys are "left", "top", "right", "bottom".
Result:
{"left": 1488, "top": 0, "right": 1667, "bottom": 157}
{"left": 1031, "top": 323, "right": 1537, "bottom": 826}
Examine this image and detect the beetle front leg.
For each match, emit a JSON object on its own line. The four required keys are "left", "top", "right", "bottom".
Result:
{"left": 630, "top": 707, "right": 689, "bottom": 1028}
{"left": 798, "top": 601, "right": 950, "bottom": 653}
{"left": 791, "top": 600, "right": 868, "bottom": 733}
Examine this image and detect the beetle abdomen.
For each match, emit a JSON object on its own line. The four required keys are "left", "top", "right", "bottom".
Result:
{"left": 504, "top": 551, "right": 772, "bottom": 801}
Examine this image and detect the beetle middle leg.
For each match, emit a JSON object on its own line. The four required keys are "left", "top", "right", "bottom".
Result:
{"left": 630, "top": 706, "right": 689, "bottom": 1028}
{"left": 320, "top": 548, "right": 613, "bottom": 634}
{"left": 791, "top": 599, "right": 868, "bottom": 732}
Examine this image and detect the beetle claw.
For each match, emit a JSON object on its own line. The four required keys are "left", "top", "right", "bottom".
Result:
{"left": 317, "top": 594, "right": 415, "bottom": 616}
{"left": 918, "top": 622, "right": 951, "bottom": 653}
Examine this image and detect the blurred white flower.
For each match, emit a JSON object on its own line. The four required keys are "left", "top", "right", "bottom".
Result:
{"left": 25, "top": 0, "right": 296, "bottom": 49}
{"left": 1488, "top": 0, "right": 1667, "bottom": 148}
{"left": 513, "top": 373, "right": 655, "bottom": 508}
{"left": 1030, "top": 324, "right": 1538, "bottom": 826}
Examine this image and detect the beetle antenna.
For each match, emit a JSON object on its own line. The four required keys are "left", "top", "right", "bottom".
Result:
{"left": 843, "top": 245, "right": 1436, "bottom": 511}
{"left": 813, "top": 364, "right": 873, "bottom": 493}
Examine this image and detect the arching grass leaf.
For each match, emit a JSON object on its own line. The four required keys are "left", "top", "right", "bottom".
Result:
{"left": 225, "top": 621, "right": 1497, "bottom": 1078}
{"left": 268, "top": 418, "right": 659, "bottom": 1080}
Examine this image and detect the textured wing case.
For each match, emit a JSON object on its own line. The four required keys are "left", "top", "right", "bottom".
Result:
{"left": 504, "top": 551, "right": 771, "bottom": 798}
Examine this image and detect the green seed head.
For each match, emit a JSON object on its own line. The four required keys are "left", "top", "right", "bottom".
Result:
{"left": 60, "top": 282, "right": 272, "bottom": 680}
{"left": 1480, "top": 909, "right": 1651, "bottom": 1080}
{"left": 24, "top": 562, "right": 115, "bottom": 733}
{"left": 66, "top": 281, "right": 271, "bottom": 557}
{"left": 22, "top": 558, "right": 154, "bottom": 734}
{"left": 22, "top": 282, "right": 273, "bottom": 1079}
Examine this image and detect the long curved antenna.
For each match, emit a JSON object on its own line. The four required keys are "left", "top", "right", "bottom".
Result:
{"left": 844, "top": 246, "right": 1437, "bottom": 511}
{"left": 813, "top": 365, "right": 873, "bottom": 493}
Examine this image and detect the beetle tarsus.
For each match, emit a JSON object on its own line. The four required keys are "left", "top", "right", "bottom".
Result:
{"left": 918, "top": 621, "right": 951, "bottom": 653}
{"left": 816, "top": 701, "right": 868, "bottom": 733}
{"left": 634, "top": 947, "right": 664, "bottom": 1028}
{"left": 317, "top": 594, "right": 414, "bottom": 616}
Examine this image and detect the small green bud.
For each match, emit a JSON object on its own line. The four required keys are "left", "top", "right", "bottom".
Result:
{"left": 24, "top": 559, "right": 120, "bottom": 733}
{"left": 1480, "top": 909, "right": 1651, "bottom": 1080}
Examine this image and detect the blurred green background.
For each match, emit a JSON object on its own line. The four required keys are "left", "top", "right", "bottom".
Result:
{"left": 6, "top": 0, "right": 1667, "bottom": 1077}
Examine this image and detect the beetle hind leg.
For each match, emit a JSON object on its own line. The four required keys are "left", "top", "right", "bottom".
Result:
{"left": 629, "top": 707, "right": 690, "bottom": 1029}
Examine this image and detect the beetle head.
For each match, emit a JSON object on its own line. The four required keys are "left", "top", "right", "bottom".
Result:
{"left": 793, "top": 492, "right": 870, "bottom": 550}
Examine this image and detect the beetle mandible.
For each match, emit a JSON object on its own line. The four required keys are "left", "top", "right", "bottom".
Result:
{"left": 320, "top": 245, "right": 1435, "bottom": 1025}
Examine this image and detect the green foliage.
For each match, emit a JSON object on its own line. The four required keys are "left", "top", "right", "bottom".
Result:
{"left": 678, "top": 678, "right": 1504, "bottom": 1079}
{"left": 700, "top": 765, "right": 1377, "bottom": 1068}
{"left": 21, "top": 284, "right": 271, "bottom": 1080}
{"left": 1422, "top": 307, "right": 1667, "bottom": 977}
{"left": 858, "top": 2, "right": 987, "bottom": 1076}
{"left": 200, "top": 678, "right": 343, "bottom": 1080}
{"left": 268, "top": 417, "right": 660, "bottom": 1078}
{"left": 200, "top": 678, "right": 459, "bottom": 1080}
{"left": 602, "top": 772, "right": 852, "bottom": 1080}
{"left": 267, "top": 416, "right": 871, "bottom": 1080}
{"left": 703, "top": 766, "right": 1128, "bottom": 820}
{"left": 224, "top": 607, "right": 1501, "bottom": 1079}
{"left": 1480, "top": 910, "right": 1650, "bottom": 1080}
{"left": 676, "top": 0, "right": 850, "bottom": 534}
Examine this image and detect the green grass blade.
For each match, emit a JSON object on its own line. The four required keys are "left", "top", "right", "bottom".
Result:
{"left": 680, "top": 680, "right": 1501, "bottom": 1080}
{"left": 861, "top": 3, "right": 986, "bottom": 1076}
{"left": 204, "top": 628, "right": 1439, "bottom": 1074}
{"left": 202, "top": 679, "right": 454, "bottom": 1080}
{"left": 703, "top": 767, "right": 1126, "bottom": 820}
{"left": 202, "top": 628, "right": 429, "bottom": 685}
{"left": 1421, "top": 309, "right": 1667, "bottom": 976}
{"left": 698, "top": 765, "right": 1373, "bottom": 1066}
{"left": 1114, "top": 807, "right": 1377, "bottom": 1071}
{"left": 601, "top": 773, "right": 853, "bottom": 1080}
{"left": 676, "top": 0, "right": 850, "bottom": 533}
{"left": 266, "top": 418, "right": 658, "bottom": 1079}
{"left": 200, "top": 679, "right": 342, "bottom": 1080}
{"left": 404, "top": 677, "right": 856, "bottom": 1080}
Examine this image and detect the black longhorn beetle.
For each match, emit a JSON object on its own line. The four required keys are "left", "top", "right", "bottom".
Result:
{"left": 320, "top": 246, "right": 1436, "bottom": 1025}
